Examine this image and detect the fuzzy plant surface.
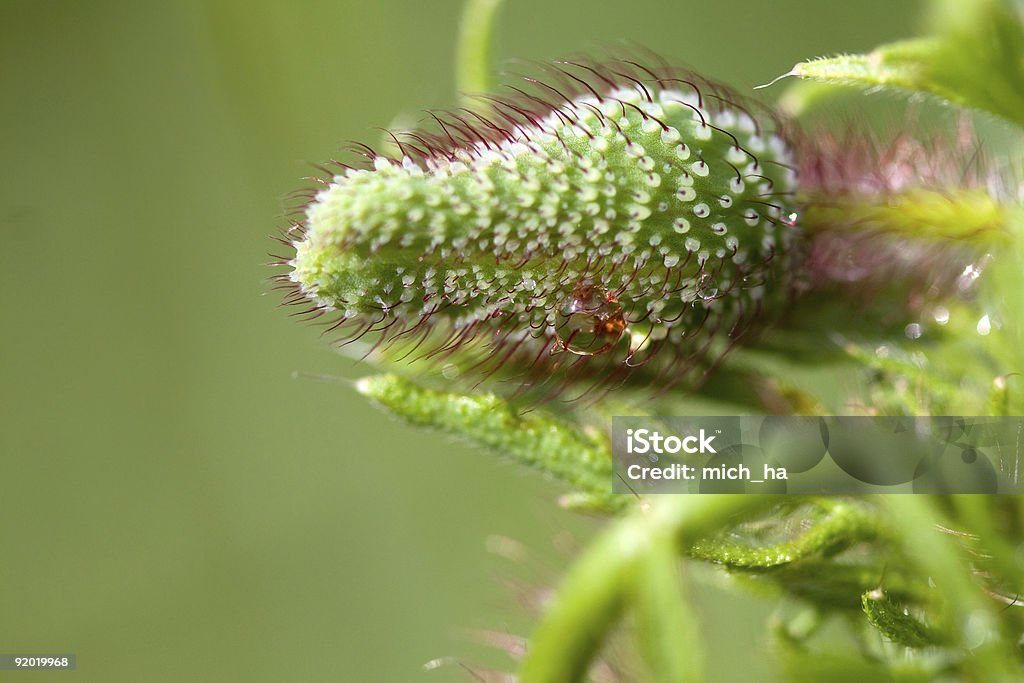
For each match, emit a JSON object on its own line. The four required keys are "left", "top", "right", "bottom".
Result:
{"left": 273, "top": 0, "right": 1024, "bottom": 680}
{"left": 287, "top": 60, "right": 801, "bottom": 403}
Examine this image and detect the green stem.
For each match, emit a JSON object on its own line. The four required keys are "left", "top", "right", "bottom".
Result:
{"left": 519, "top": 496, "right": 768, "bottom": 683}
{"left": 633, "top": 534, "right": 703, "bottom": 683}
{"left": 456, "top": 0, "right": 505, "bottom": 105}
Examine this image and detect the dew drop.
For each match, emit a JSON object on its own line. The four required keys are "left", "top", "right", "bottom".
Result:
{"left": 696, "top": 277, "right": 720, "bottom": 301}
{"left": 554, "top": 284, "right": 626, "bottom": 356}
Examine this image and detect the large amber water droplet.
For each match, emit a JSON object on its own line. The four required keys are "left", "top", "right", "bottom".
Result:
{"left": 554, "top": 284, "right": 626, "bottom": 356}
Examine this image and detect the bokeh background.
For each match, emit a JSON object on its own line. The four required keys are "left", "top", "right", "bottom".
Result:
{"left": 1, "top": 1, "right": 925, "bottom": 681}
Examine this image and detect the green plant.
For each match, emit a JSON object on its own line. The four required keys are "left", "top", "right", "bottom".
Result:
{"left": 277, "top": 0, "right": 1024, "bottom": 680}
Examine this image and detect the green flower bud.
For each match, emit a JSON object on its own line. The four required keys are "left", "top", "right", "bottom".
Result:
{"left": 284, "top": 60, "right": 798, "bottom": 397}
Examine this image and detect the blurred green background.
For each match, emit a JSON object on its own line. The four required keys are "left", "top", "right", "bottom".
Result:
{"left": 1, "top": 1, "right": 922, "bottom": 680}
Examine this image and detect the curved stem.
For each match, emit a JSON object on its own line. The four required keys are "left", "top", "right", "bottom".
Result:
{"left": 633, "top": 532, "right": 703, "bottom": 683}
{"left": 519, "top": 496, "right": 768, "bottom": 683}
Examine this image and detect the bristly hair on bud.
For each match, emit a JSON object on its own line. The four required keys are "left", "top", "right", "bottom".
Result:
{"left": 273, "top": 56, "right": 801, "bottom": 403}
{"left": 792, "top": 116, "right": 1013, "bottom": 318}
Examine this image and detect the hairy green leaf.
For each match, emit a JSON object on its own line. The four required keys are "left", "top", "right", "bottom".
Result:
{"left": 355, "top": 373, "right": 624, "bottom": 511}
{"left": 778, "top": 0, "right": 1024, "bottom": 128}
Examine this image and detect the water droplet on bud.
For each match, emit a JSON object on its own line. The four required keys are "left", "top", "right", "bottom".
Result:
{"left": 697, "top": 276, "right": 720, "bottom": 301}
{"left": 554, "top": 284, "right": 625, "bottom": 356}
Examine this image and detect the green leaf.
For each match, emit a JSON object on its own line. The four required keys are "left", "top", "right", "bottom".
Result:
{"left": 355, "top": 373, "right": 625, "bottom": 511}
{"left": 689, "top": 500, "right": 885, "bottom": 569}
{"left": 784, "top": 39, "right": 940, "bottom": 98}
{"left": 777, "top": 0, "right": 1024, "bottom": 128}
{"left": 861, "top": 589, "right": 944, "bottom": 648}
